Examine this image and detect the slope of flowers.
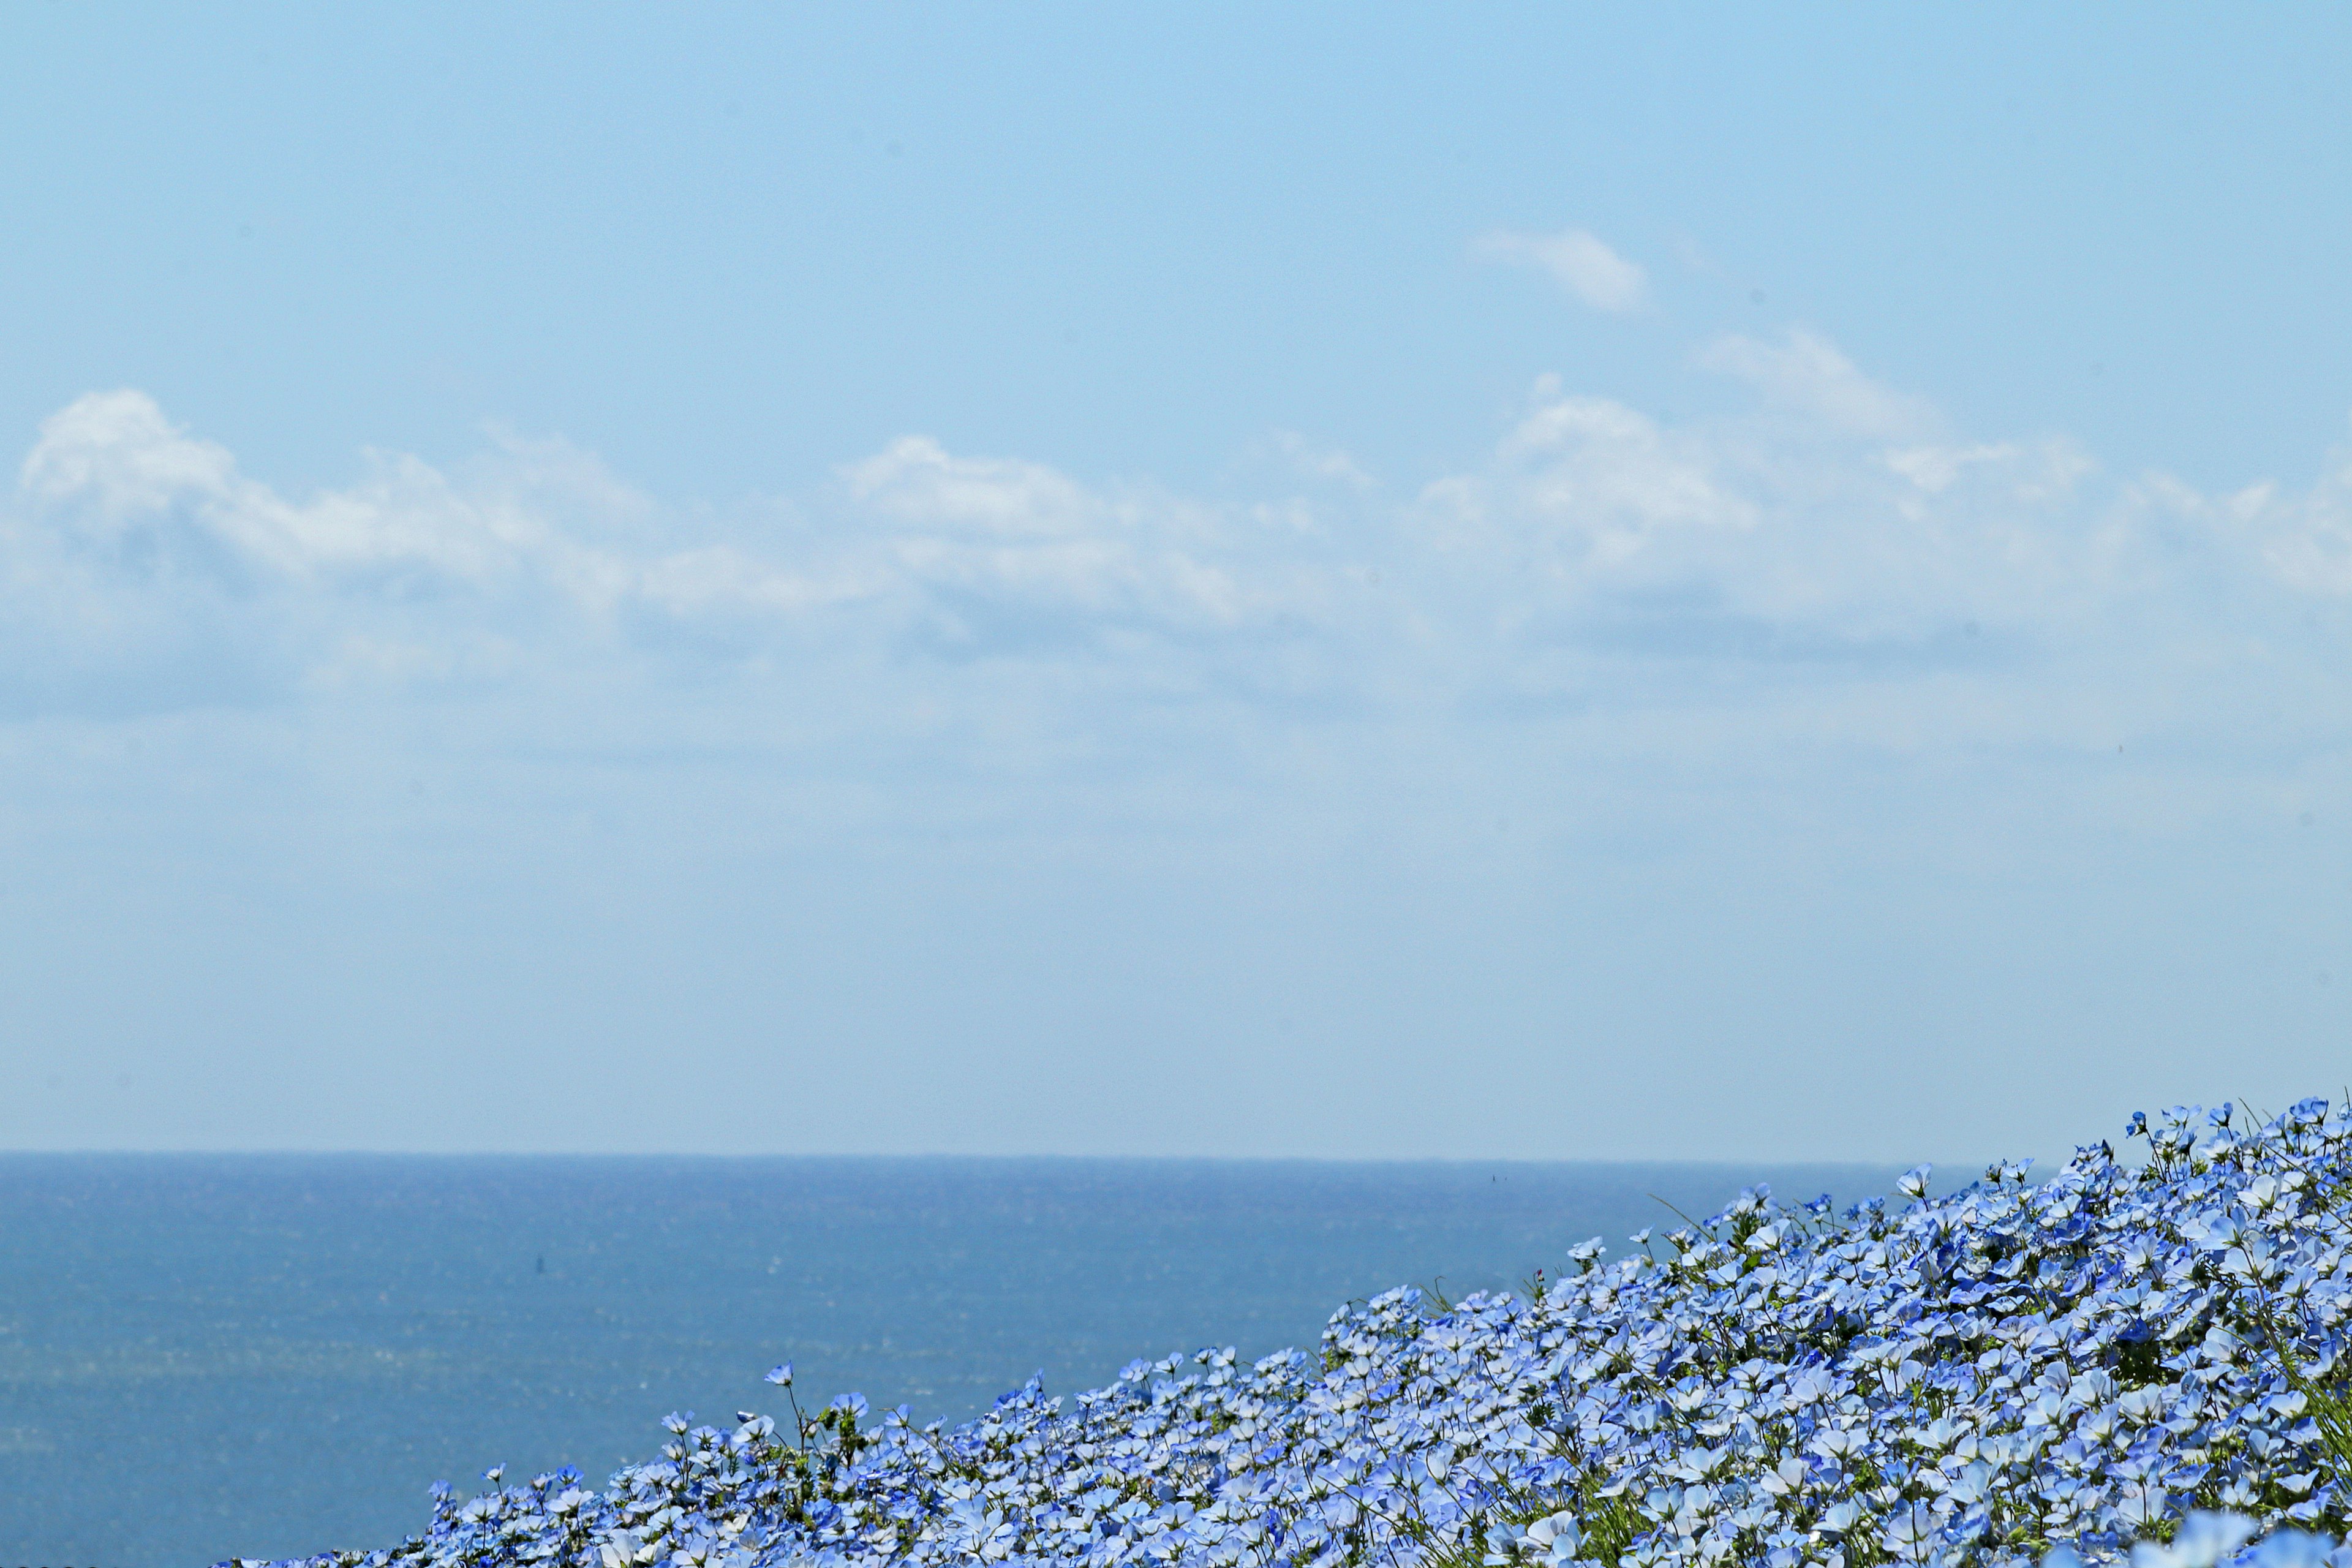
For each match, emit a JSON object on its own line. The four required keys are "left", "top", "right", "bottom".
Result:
{"left": 240, "top": 1100, "right": 2352, "bottom": 1568}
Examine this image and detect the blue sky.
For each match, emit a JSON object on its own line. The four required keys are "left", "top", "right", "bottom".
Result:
{"left": 3, "top": 6, "right": 2349, "bottom": 1160}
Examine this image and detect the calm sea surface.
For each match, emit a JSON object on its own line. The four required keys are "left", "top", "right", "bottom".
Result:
{"left": 0, "top": 1156, "right": 1926, "bottom": 1567}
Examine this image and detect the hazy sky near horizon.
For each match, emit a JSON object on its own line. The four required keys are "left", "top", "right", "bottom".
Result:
{"left": 4, "top": 6, "right": 2350, "bottom": 1162}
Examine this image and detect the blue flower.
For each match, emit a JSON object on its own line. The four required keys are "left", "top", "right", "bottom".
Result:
{"left": 220, "top": 1093, "right": 2352, "bottom": 1568}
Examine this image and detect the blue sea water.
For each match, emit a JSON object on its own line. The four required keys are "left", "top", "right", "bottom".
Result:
{"left": 0, "top": 1155, "right": 1924, "bottom": 1568}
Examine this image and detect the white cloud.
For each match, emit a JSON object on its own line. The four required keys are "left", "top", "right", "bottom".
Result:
{"left": 21, "top": 390, "right": 565, "bottom": 584}
{"left": 4, "top": 396, "right": 1324, "bottom": 701}
{"left": 2210, "top": 421, "right": 2352, "bottom": 597}
{"left": 844, "top": 436, "right": 1098, "bottom": 541}
{"left": 1475, "top": 227, "right": 1649, "bottom": 313}
{"left": 10, "top": 334, "right": 2352, "bottom": 734}
{"left": 1699, "top": 330, "right": 1939, "bottom": 441}
{"left": 1401, "top": 342, "right": 2352, "bottom": 688}
{"left": 1267, "top": 431, "right": 1374, "bottom": 491}
{"left": 1422, "top": 382, "right": 1753, "bottom": 579}
{"left": 840, "top": 435, "right": 1283, "bottom": 631}
{"left": 631, "top": 545, "right": 859, "bottom": 617}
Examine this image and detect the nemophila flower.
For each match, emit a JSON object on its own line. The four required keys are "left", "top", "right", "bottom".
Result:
{"left": 227, "top": 1097, "right": 2352, "bottom": 1568}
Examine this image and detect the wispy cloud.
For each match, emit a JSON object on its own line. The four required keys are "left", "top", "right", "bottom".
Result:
{"left": 1474, "top": 227, "right": 1649, "bottom": 313}
{"left": 1699, "top": 329, "right": 1940, "bottom": 441}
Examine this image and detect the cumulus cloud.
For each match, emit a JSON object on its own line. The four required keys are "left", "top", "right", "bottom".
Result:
{"left": 1419, "top": 358, "right": 2092, "bottom": 648}
{"left": 10, "top": 336, "right": 2352, "bottom": 737}
{"left": 1475, "top": 227, "right": 1649, "bottom": 313}
{"left": 21, "top": 390, "right": 570, "bottom": 586}
{"left": 842, "top": 435, "right": 1254, "bottom": 628}
{"left": 1, "top": 393, "right": 1330, "bottom": 706}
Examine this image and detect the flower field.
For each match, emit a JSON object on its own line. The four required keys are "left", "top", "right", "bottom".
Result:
{"left": 240, "top": 1099, "right": 2352, "bottom": 1568}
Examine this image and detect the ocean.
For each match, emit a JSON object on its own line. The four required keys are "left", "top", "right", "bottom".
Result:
{"left": 0, "top": 1155, "right": 1926, "bottom": 1567}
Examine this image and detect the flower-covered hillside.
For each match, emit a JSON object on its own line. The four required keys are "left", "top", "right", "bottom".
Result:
{"left": 246, "top": 1100, "right": 2352, "bottom": 1568}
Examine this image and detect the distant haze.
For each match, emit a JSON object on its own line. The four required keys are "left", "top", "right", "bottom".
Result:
{"left": 0, "top": 7, "right": 2346, "bottom": 1161}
